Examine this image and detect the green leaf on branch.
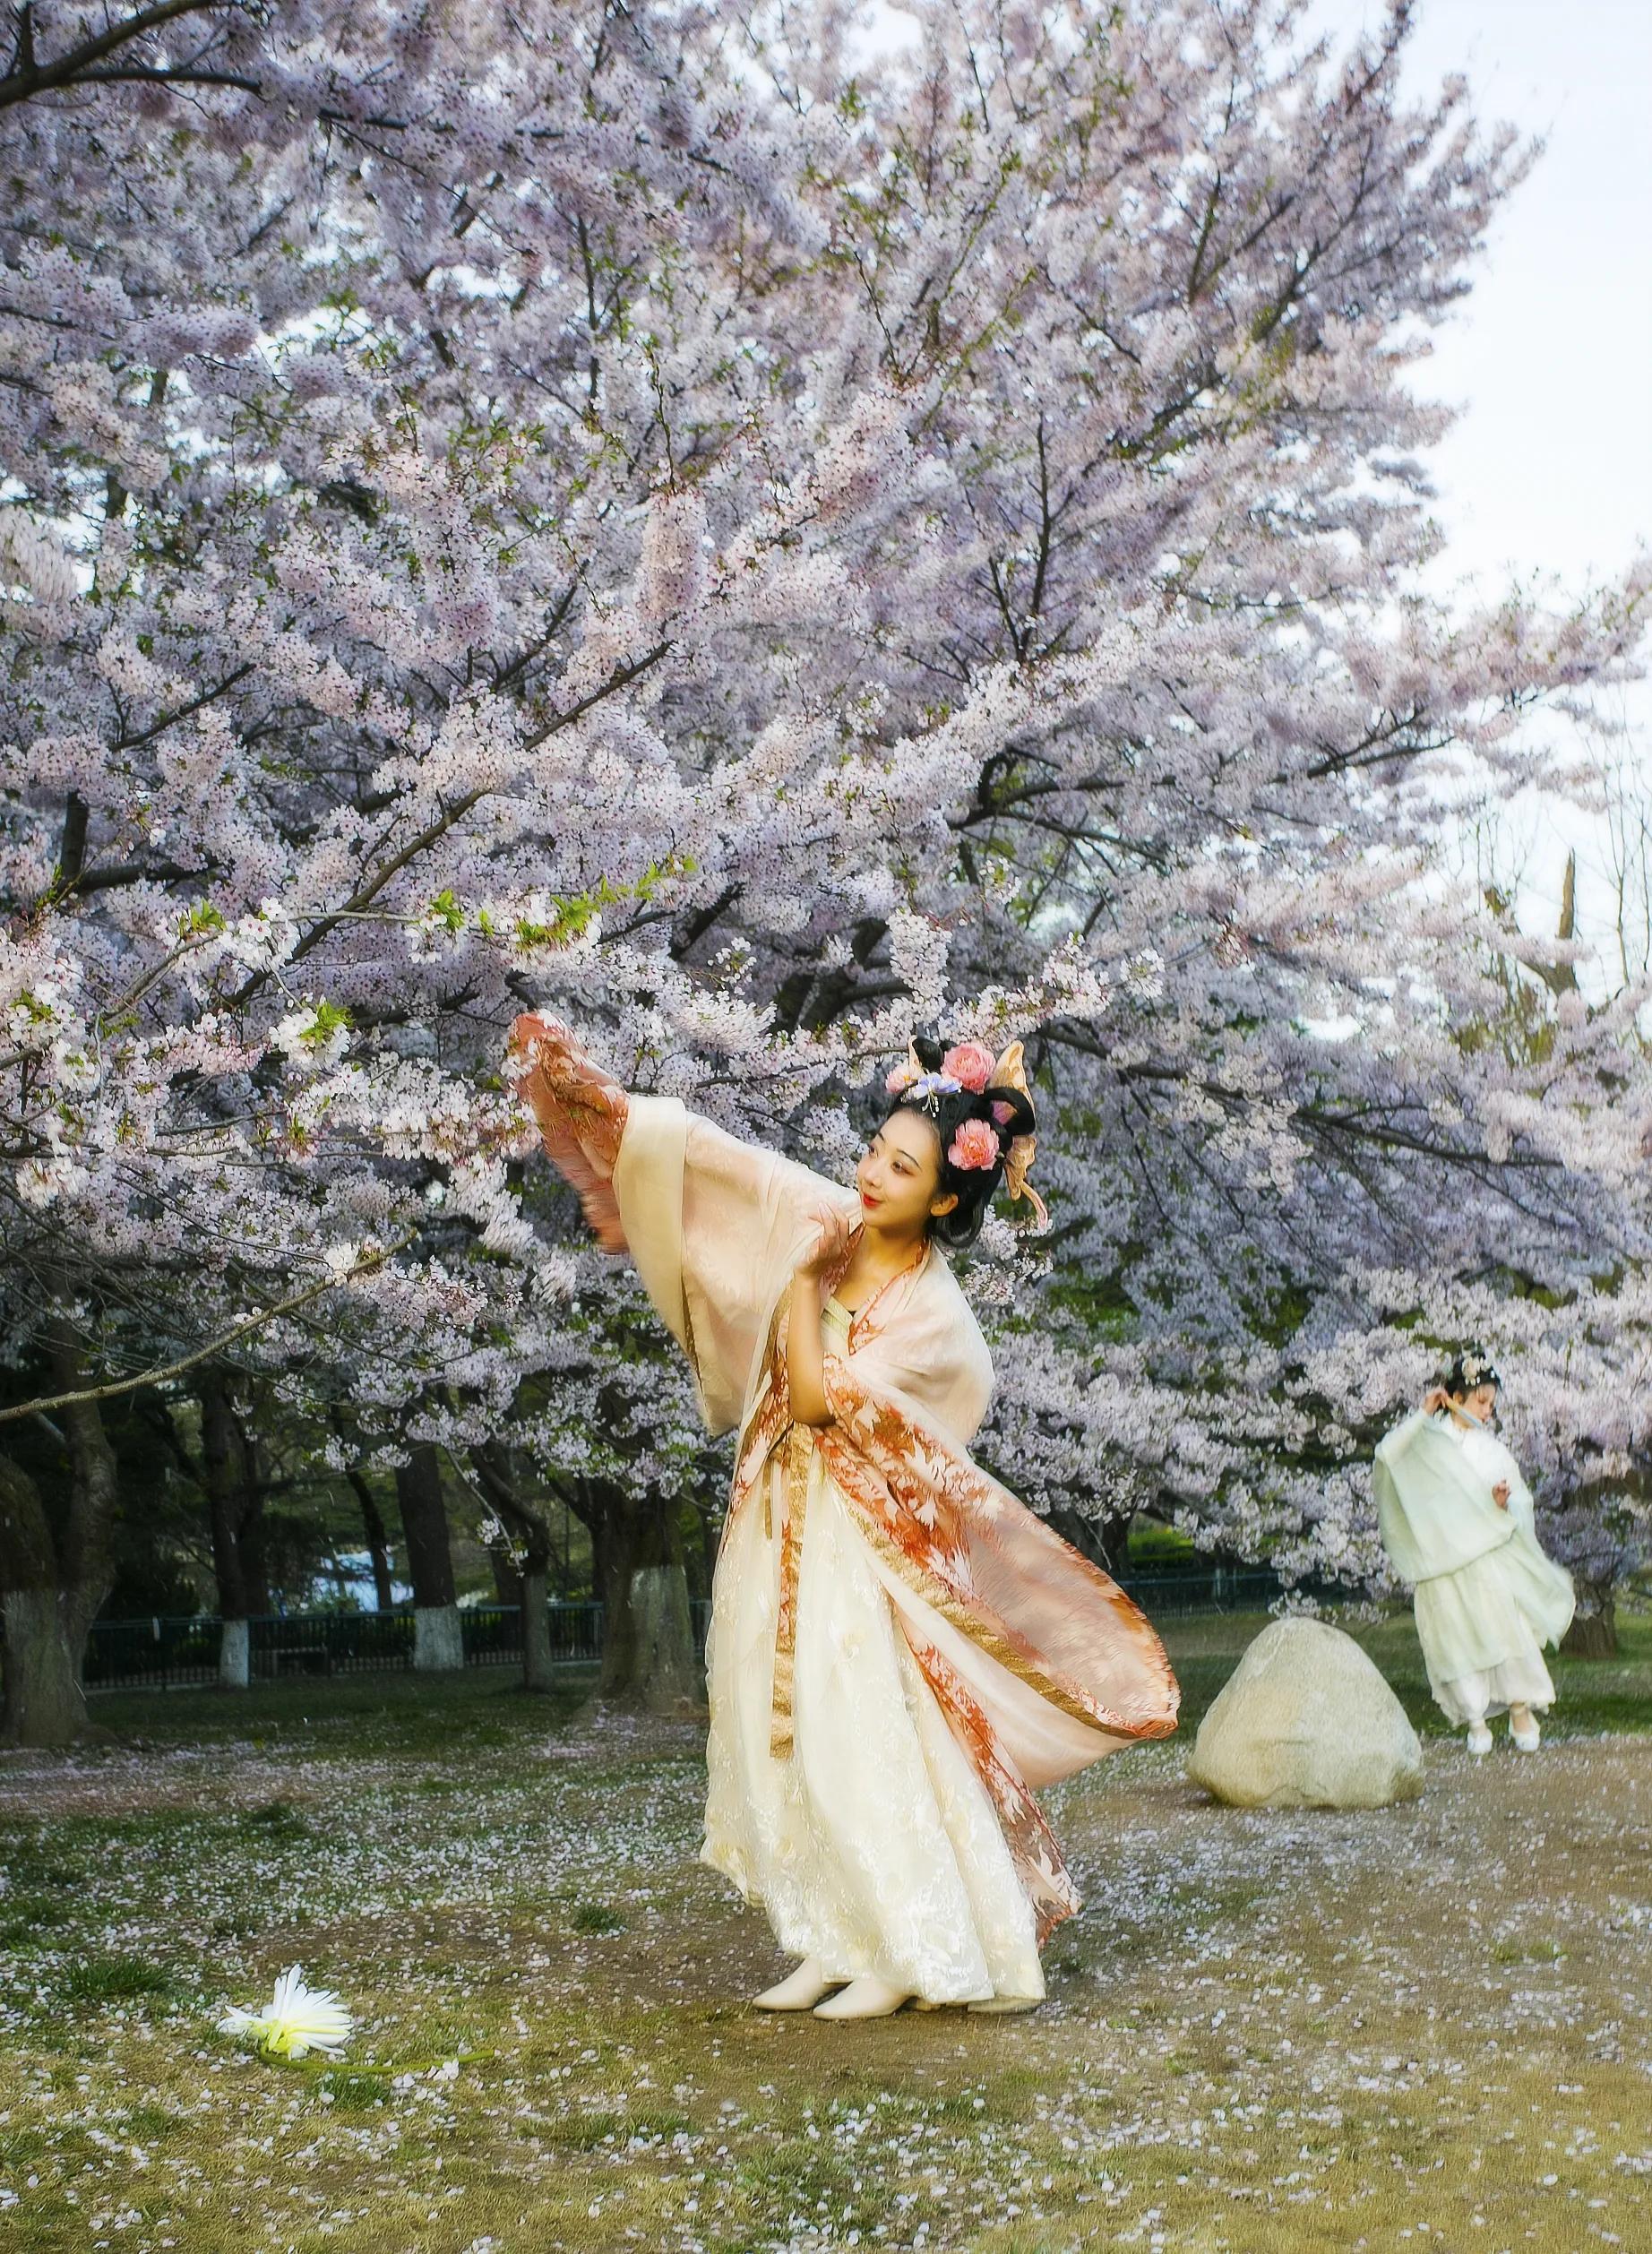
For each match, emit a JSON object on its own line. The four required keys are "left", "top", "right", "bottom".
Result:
{"left": 302, "top": 1000, "right": 351, "bottom": 1047}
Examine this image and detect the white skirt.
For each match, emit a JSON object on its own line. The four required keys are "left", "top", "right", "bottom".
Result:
{"left": 700, "top": 1441, "right": 1044, "bottom": 2004}
{"left": 1415, "top": 1543, "right": 1559, "bottom": 1726}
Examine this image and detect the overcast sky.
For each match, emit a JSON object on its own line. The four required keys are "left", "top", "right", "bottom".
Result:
{"left": 1305, "top": 0, "right": 1652, "bottom": 605}
{"left": 1303, "top": 1, "right": 1652, "bottom": 960}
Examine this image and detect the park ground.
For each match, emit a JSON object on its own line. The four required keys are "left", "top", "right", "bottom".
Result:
{"left": 1, "top": 1610, "right": 1649, "bottom": 2254}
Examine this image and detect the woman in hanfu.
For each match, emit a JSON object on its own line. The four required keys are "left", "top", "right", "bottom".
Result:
{"left": 510, "top": 1017, "right": 1179, "bottom": 2019}
{"left": 1373, "top": 1349, "right": 1574, "bottom": 1757}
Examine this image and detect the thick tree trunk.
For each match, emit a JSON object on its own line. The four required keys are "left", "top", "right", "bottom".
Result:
{"left": 0, "top": 1335, "right": 118, "bottom": 1747}
{"left": 413, "top": 1604, "right": 465, "bottom": 1669}
{"left": 1, "top": 1585, "right": 93, "bottom": 1747}
{"left": 469, "top": 1441, "right": 555, "bottom": 1694}
{"left": 346, "top": 1467, "right": 396, "bottom": 1610}
{"left": 1562, "top": 1592, "right": 1618, "bottom": 1659}
{"left": 1, "top": 1444, "right": 107, "bottom": 1744}
{"left": 1047, "top": 1502, "right": 1135, "bottom": 1583}
{"left": 627, "top": 1562, "right": 698, "bottom": 1706}
{"left": 521, "top": 1564, "right": 554, "bottom": 1692}
{"left": 218, "top": 1616, "right": 251, "bottom": 1688}
{"left": 200, "top": 1370, "right": 268, "bottom": 1688}
{"left": 489, "top": 1548, "right": 524, "bottom": 1606}
{"left": 594, "top": 1482, "right": 701, "bottom": 1715}
{"left": 396, "top": 1443, "right": 462, "bottom": 1671}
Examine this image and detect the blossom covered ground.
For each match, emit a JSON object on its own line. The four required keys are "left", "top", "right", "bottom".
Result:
{"left": 2, "top": 1613, "right": 1648, "bottom": 2253}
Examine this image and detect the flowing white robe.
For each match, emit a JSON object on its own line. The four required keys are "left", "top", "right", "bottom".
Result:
{"left": 1374, "top": 1408, "right": 1574, "bottom": 1726}
{"left": 513, "top": 1019, "right": 1180, "bottom": 2001}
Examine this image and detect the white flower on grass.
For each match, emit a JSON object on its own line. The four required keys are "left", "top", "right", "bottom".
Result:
{"left": 217, "top": 1965, "right": 354, "bottom": 2059}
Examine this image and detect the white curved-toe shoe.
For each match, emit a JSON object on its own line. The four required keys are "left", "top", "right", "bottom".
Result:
{"left": 1466, "top": 1722, "right": 1493, "bottom": 1757}
{"left": 813, "top": 1974, "right": 911, "bottom": 2020}
{"left": 753, "top": 1957, "right": 840, "bottom": 2011}
{"left": 1510, "top": 1709, "right": 1542, "bottom": 1752}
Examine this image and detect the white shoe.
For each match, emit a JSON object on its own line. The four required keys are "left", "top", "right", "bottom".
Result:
{"left": 1466, "top": 1722, "right": 1493, "bottom": 1757}
{"left": 812, "top": 1974, "right": 911, "bottom": 2020}
{"left": 1509, "top": 1708, "right": 1541, "bottom": 1752}
{"left": 753, "top": 1957, "right": 839, "bottom": 2011}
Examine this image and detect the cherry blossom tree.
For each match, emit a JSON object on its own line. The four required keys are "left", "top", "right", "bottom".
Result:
{"left": 3, "top": 0, "right": 1648, "bottom": 1742}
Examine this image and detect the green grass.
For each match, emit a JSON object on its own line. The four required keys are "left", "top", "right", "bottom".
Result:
{"left": 1, "top": 1604, "right": 1648, "bottom": 2252}
{"left": 61, "top": 1955, "right": 179, "bottom": 2003}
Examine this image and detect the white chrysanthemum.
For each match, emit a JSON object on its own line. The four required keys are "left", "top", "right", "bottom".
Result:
{"left": 217, "top": 1965, "right": 354, "bottom": 2059}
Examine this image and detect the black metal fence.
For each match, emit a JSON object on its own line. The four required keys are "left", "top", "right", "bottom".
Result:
{"left": 77, "top": 1563, "right": 1342, "bottom": 1694}
{"left": 82, "top": 1599, "right": 703, "bottom": 1692}
{"left": 1121, "top": 1565, "right": 1342, "bottom": 1617}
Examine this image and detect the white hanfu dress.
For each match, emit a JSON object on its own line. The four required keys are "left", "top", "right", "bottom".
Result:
{"left": 512, "top": 1016, "right": 1180, "bottom": 2004}
{"left": 1373, "top": 1408, "right": 1574, "bottom": 1727}
{"left": 703, "top": 1293, "right": 1047, "bottom": 2000}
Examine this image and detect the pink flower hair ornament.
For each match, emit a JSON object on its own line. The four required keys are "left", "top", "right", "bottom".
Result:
{"left": 948, "top": 1118, "right": 1001, "bottom": 1171}
{"left": 883, "top": 1035, "right": 1050, "bottom": 1230}
{"left": 941, "top": 1040, "right": 995, "bottom": 1093}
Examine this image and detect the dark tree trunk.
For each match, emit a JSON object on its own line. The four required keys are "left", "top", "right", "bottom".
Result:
{"left": 199, "top": 1370, "right": 269, "bottom": 1686}
{"left": 346, "top": 1467, "right": 396, "bottom": 1611}
{"left": 469, "top": 1442, "right": 555, "bottom": 1693}
{"left": 488, "top": 1547, "right": 524, "bottom": 1606}
{"left": 0, "top": 1333, "right": 118, "bottom": 1747}
{"left": 58, "top": 790, "right": 90, "bottom": 887}
{"left": 0, "top": 1458, "right": 92, "bottom": 1748}
{"left": 396, "top": 1443, "right": 462, "bottom": 1669}
{"left": 1046, "top": 1502, "right": 1135, "bottom": 1583}
{"left": 520, "top": 1564, "right": 554, "bottom": 1692}
{"left": 585, "top": 1477, "right": 700, "bottom": 1715}
{"left": 1562, "top": 1591, "right": 1618, "bottom": 1659}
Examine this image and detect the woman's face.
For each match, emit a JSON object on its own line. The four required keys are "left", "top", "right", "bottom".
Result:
{"left": 1453, "top": 1382, "right": 1499, "bottom": 1423}
{"left": 856, "top": 1109, "right": 958, "bottom": 1241}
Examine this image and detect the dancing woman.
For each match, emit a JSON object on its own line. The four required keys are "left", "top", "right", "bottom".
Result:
{"left": 511, "top": 1018, "right": 1179, "bottom": 2018}
{"left": 1373, "top": 1349, "right": 1574, "bottom": 1757}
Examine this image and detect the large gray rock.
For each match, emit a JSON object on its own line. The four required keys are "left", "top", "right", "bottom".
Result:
{"left": 1188, "top": 1617, "right": 1424, "bottom": 1809}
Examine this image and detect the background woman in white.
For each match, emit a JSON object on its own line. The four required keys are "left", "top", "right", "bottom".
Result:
{"left": 1373, "top": 1350, "right": 1574, "bottom": 1756}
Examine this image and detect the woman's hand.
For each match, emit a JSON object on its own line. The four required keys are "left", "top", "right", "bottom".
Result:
{"left": 787, "top": 1206, "right": 848, "bottom": 1429}
{"left": 795, "top": 1203, "right": 853, "bottom": 1284}
{"left": 1422, "top": 1386, "right": 1453, "bottom": 1417}
{"left": 1493, "top": 1481, "right": 1510, "bottom": 1510}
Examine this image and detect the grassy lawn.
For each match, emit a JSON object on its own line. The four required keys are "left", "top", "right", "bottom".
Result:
{"left": 1, "top": 1607, "right": 1649, "bottom": 2252}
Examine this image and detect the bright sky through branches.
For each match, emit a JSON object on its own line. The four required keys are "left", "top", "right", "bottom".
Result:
{"left": 1309, "top": 2, "right": 1652, "bottom": 966}
{"left": 1305, "top": 0, "right": 1652, "bottom": 604}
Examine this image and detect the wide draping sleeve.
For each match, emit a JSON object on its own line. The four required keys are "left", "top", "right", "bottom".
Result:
{"left": 512, "top": 1015, "right": 631, "bottom": 1252}
{"left": 1484, "top": 1438, "right": 1577, "bottom": 1647}
{"left": 1372, "top": 1411, "right": 1519, "bottom": 1584}
{"left": 818, "top": 1351, "right": 1181, "bottom": 1769}
{"left": 511, "top": 1015, "right": 853, "bottom": 1434}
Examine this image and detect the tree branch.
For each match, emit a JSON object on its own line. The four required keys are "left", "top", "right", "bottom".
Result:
{"left": 0, "top": 0, "right": 224, "bottom": 114}
{"left": 0, "top": 1235, "right": 414, "bottom": 1427}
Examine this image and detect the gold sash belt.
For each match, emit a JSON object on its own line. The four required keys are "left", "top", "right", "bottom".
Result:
{"left": 769, "top": 1422, "right": 813, "bottom": 1759}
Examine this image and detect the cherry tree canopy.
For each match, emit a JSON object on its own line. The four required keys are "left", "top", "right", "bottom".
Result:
{"left": 2, "top": 0, "right": 1648, "bottom": 1595}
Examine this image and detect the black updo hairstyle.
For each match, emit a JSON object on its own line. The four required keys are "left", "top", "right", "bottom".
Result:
{"left": 1444, "top": 1346, "right": 1501, "bottom": 1400}
{"left": 879, "top": 1032, "right": 1037, "bottom": 1252}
